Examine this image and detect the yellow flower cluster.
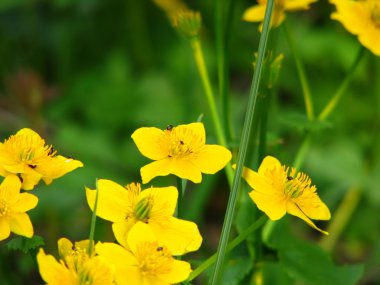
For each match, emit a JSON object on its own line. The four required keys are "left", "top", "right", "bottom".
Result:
{"left": 0, "top": 128, "right": 83, "bottom": 241}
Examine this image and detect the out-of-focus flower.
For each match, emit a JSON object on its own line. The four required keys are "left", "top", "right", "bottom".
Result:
{"left": 37, "top": 238, "right": 114, "bottom": 285}
{"left": 86, "top": 180, "right": 202, "bottom": 255}
{"left": 131, "top": 122, "right": 232, "bottom": 184}
{"left": 174, "top": 11, "right": 202, "bottom": 38}
{"left": 96, "top": 222, "right": 191, "bottom": 285}
{"left": 238, "top": 156, "right": 331, "bottom": 234}
{"left": 0, "top": 128, "right": 83, "bottom": 190}
{"left": 243, "top": 0, "right": 317, "bottom": 29}
{"left": 330, "top": 0, "right": 380, "bottom": 56}
{"left": 0, "top": 175, "right": 38, "bottom": 241}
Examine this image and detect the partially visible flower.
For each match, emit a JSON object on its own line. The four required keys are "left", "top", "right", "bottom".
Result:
{"left": 243, "top": 0, "right": 317, "bottom": 29}
{"left": 238, "top": 156, "right": 331, "bottom": 234}
{"left": 0, "top": 128, "right": 83, "bottom": 190}
{"left": 96, "top": 222, "right": 191, "bottom": 285}
{"left": 131, "top": 122, "right": 232, "bottom": 184}
{"left": 37, "top": 237, "right": 114, "bottom": 285}
{"left": 0, "top": 175, "right": 38, "bottom": 241}
{"left": 330, "top": 0, "right": 380, "bottom": 56}
{"left": 174, "top": 10, "right": 202, "bottom": 39}
{"left": 86, "top": 180, "right": 202, "bottom": 255}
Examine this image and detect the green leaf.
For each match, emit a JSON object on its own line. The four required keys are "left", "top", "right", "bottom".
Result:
{"left": 7, "top": 235, "right": 45, "bottom": 254}
{"left": 221, "top": 257, "right": 254, "bottom": 285}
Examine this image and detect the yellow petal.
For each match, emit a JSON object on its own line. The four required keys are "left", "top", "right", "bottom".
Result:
{"left": 191, "top": 145, "right": 232, "bottom": 174}
{"left": 358, "top": 25, "right": 380, "bottom": 56}
{"left": 38, "top": 155, "right": 83, "bottom": 181}
{"left": 248, "top": 190, "right": 287, "bottom": 220}
{"left": 11, "top": 193, "right": 38, "bottom": 212}
{"left": 0, "top": 175, "right": 21, "bottom": 200}
{"left": 20, "top": 172, "right": 42, "bottom": 190}
{"left": 58, "top": 237, "right": 74, "bottom": 259}
{"left": 286, "top": 201, "right": 329, "bottom": 235}
{"left": 240, "top": 166, "right": 274, "bottom": 194}
{"left": 170, "top": 158, "right": 202, "bottom": 183}
{"left": 141, "top": 186, "right": 178, "bottom": 217}
{"left": 8, "top": 212, "right": 34, "bottom": 238}
{"left": 158, "top": 259, "right": 192, "bottom": 284}
{"left": 294, "top": 191, "right": 331, "bottom": 220}
{"left": 86, "top": 179, "right": 130, "bottom": 223}
{"left": 242, "top": 4, "right": 266, "bottom": 22}
{"left": 182, "top": 122, "right": 206, "bottom": 143}
{"left": 131, "top": 127, "right": 168, "bottom": 160}
{"left": 284, "top": 0, "right": 317, "bottom": 11}
{"left": 0, "top": 218, "right": 11, "bottom": 241}
{"left": 258, "top": 156, "right": 281, "bottom": 175}
{"left": 37, "top": 248, "right": 75, "bottom": 285}
{"left": 112, "top": 219, "right": 136, "bottom": 248}
{"left": 140, "top": 159, "right": 172, "bottom": 184}
{"left": 149, "top": 217, "right": 202, "bottom": 255}
{"left": 127, "top": 222, "right": 156, "bottom": 255}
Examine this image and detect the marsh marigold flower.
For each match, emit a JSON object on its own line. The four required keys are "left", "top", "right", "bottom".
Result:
{"left": 131, "top": 122, "right": 232, "bottom": 184}
{"left": 239, "top": 156, "right": 331, "bottom": 234}
{"left": 96, "top": 222, "right": 191, "bottom": 285}
{"left": 330, "top": 0, "right": 380, "bottom": 56}
{"left": 86, "top": 180, "right": 202, "bottom": 255}
{"left": 243, "top": 0, "right": 317, "bottom": 28}
{"left": 37, "top": 238, "right": 114, "bottom": 285}
{"left": 0, "top": 128, "right": 83, "bottom": 190}
{"left": 0, "top": 175, "right": 38, "bottom": 241}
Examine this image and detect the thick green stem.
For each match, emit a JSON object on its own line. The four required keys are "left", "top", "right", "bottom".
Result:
{"left": 88, "top": 179, "right": 99, "bottom": 256}
{"left": 190, "top": 37, "right": 234, "bottom": 186}
{"left": 189, "top": 216, "right": 267, "bottom": 281}
{"left": 283, "top": 22, "right": 314, "bottom": 121}
{"left": 318, "top": 46, "right": 366, "bottom": 121}
{"left": 209, "top": 0, "right": 274, "bottom": 283}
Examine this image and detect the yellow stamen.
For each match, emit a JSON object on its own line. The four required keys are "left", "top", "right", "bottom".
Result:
{"left": 136, "top": 242, "right": 173, "bottom": 277}
{"left": 164, "top": 126, "right": 203, "bottom": 158}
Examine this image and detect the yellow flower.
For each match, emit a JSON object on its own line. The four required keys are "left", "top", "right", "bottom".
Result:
{"left": 239, "top": 156, "right": 331, "bottom": 234}
{"left": 0, "top": 175, "right": 38, "bottom": 241}
{"left": 37, "top": 237, "right": 114, "bottom": 285}
{"left": 330, "top": 0, "right": 380, "bottom": 56}
{"left": 131, "top": 122, "right": 232, "bottom": 184}
{"left": 0, "top": 128, "right": 83, "bottom": 190}
{"left": 243, "top": 0, "right": 317, "bottom": 28}
{"left": 86, "top": 180, "right": 202, "bottom": 255}
{"left": 96, "top": 222, "right": 191, "bottom": 285}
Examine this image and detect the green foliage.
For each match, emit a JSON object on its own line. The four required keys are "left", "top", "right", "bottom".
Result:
{"left": 7, "top": 235, "right": 44, "bottom": 254}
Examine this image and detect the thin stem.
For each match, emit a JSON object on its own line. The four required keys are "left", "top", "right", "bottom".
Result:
{"left": 88, "top": 179, "right": 99, "bottom": 256}
{"left": 283, "top": 22, "right": 314, "bottom": 121}
{"left": 190, "top": 37, "right": 234, "bottom": 186}
{"left": 292, "top": 133, "right": 312, "bottom": 170}
{"left": 176, "top": 177, "right": 186, "bottom": 218}
{"left": 318, "top": 46, "right": 366, "bottom": 121}
{"left": 189, "top": 215, "right": 267, "bottom": 281}
{"left": 209, "top": 1, "right": 275, "bottom": 283}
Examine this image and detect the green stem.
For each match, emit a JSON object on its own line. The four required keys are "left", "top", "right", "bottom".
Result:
{"left": 189, "top": 216, "right": 267, "bottom": 281}
{"left": 283, "top": 22, "right": 314, "bottom": 121}
{"left": 88, "top": 179, "right": 99, "bottom": 256}
{"left": 209, "top": 1, "right": 274, "bottom": 283}
{"left": 292, "top": 133, "right": 312, "bottom": 170}
{"left": 318, "top": 46, "right": 366, "bottom": 121}
{"left": 190, "top": 37, "right": 234, "bottom": 186}
{"left": 176, "top": 177, "right": 186, "bottom": 218}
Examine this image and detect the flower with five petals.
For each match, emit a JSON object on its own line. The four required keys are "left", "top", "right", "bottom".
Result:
{"left": 0, "top": 128, "right": 83, "bottom": 190}
{"left": 96, "top": 222, "right": 192, "bottom": 285}
{"left": 239, "top": 156, "right": 331, "bottom": 234}
{"left": 86, "top": 180, "right": 202, "bottom": 255}
{"left": 0, "top": 175, "right": 38, "bottom": 241}
{"left": 131, "top": 122, "right": 232, "bottom": 184}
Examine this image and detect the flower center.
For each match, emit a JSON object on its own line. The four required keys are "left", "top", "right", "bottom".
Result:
{"left": 63, "top": 244, "right": 90, "bottom": 273}
{"left": 282, "top": 167, "right": 313, "bottom": 199}
{"left": 4, "top": 132, "right": 55, "bottom": 166}
{"left": 134, "top": 197, "right": 152, "bottom": 222}
{"left": 0, "top": 198, "right": 10, "bottom": 217}
{"left": 164, "top": 126, "right": 203, "bottom": 158}
{"left": 136, "top": 242, "right": 173, "bottom": 277}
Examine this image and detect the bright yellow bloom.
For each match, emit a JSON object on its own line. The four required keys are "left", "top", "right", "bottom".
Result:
{"left": 0, "top": 128, "right": 83, "bottom": 190}
{"left": 96, "top": 222, "right": 191, "bottom": 285}
{"left": 37, "top": 238, "right": 114, "bottom": 285}
{"left": 86, "top": 180, "right": 202, "bottom": 255}
{"left": 131, "top": 122, "right": 232, "bottom": 184}
{"left": 243, "top": 0, "right": 317, "bottom": 28}
{"left": 0, "top": 175, "right": 38, "bottom": 241}
{"left": 239, "top": 156, "right": 331, "bottom": 234}
{"left": 330, "top": 0, "right": 380, "bottom": 56}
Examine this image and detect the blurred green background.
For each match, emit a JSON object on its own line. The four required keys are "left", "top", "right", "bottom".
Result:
{"left": 0, "top": 0, "right": 379, "bottom": 284}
